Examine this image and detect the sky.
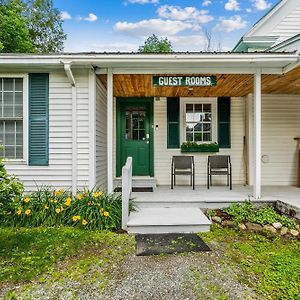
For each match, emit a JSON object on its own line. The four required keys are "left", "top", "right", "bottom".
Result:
{"left": 55, "top": 0, "right": 279, "bottom": 53}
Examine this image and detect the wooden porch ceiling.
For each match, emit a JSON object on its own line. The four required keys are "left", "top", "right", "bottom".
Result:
{"left": 98, "top": 66, "right": 300, "bottom": 97}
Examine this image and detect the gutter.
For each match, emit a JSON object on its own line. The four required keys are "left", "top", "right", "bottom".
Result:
{"left": 282, "top": 55, "right": 300, "bottom": 73}
{"left": 63, "top": 62, "right": 77, "bottom": 195}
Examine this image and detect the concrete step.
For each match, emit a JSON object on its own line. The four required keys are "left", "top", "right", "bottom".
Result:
{"left": 127, "top": 207, "right": 211, "bottom": 234}
{"left": 114, "top": 177, "right": 157, "bottom": 189}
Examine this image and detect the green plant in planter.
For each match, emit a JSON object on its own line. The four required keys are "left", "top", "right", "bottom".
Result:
{"left": 181, "top": 142, "right": 219, "bottom": 153}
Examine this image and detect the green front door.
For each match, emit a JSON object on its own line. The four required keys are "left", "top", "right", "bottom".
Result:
{"left": 117, "top": 98, "right": 154, "bottom": 177}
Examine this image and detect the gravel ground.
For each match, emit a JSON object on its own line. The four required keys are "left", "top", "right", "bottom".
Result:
{"left": 3, "top": 241, "right": 260, "bottom": 300}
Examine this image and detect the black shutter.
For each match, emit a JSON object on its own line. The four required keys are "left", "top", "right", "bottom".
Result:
{"left": 29, "top": 73, "right": 49, "bottom": 166}
{"left": 167, "top": 97, "right": 180, "bottom": 148}
{"left": 218, "top": 97, "right": 231, "bottom": 148}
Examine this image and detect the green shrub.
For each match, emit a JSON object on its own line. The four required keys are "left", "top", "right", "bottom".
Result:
{"left": 1, "top": 186, "right": 135, "bottom": 231}
{"left": 0, "top": 151, "right": 24, "bottom": 220}
{"left": 224, "top": 202, "right": 296, "bottom": 229}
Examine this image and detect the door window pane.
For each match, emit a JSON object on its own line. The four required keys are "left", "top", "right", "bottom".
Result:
{"left": 125, "top": 107, "right": 146, "bottom": 141}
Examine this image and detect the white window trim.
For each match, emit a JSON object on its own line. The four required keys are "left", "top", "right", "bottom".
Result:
{"left": 0, "top": 73, "right": 28, "bottom": 164}
{"left": 180, "top": 97, "right": 217, "bottom": 144}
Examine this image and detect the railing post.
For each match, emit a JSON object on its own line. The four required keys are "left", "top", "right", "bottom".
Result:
{"left": 121, "top": 157, "right": 132, "bottom": 230}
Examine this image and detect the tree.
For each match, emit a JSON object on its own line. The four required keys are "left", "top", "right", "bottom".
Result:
{"left": 0, "top": 0, "right": 66, "bottom": 53}
{"left": 25, "top": 0, "right": 66, "bottom": 53}
{"left": 0, "top": 0, "right": 35, "bottom": 53}
{"left": 138, "top": 34, "right": 173, "bottom": 53}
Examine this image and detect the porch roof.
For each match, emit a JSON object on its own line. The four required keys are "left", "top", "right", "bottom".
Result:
{"left": 0, "top": 52, "right": 299, "bottom": 75}
{"left": 98, "top": 65, "right": 300, "bottom": 97}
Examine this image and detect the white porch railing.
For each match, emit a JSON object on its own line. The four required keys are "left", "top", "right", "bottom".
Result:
{"left": 121, "top": 157, "right": 132, "bottom": 230}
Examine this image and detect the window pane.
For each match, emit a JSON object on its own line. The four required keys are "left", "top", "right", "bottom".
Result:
{"left": 5, "top": 146, "right": 15, "bottom": 158}
{"left": 194, "top": 132, "right": 203, "bottom": 142}
{"left": 203, "top": 123, "right": 211, "bottom": 132}
{"left": 203, "top": 133, "right": 212, "bottom": 141}
{"left": 15, "top": 92, "right": 23, "bottom": 105}
{"left": 3, "top": 78, "right": 13, "bottom": 91}
{"left": 5, "top": 121, "right": 15, "bottom": 145}
{"left": 203, "top": 104, "right": 211, "bottom": 112}
{"left": 0, "top": 120, "right": 23, "bottom": 159}
{"left": 186, "top": 132, "right": 193, "bottom": 141}
{"left": 194, "top": 123, "right": 203, "bottom": 132}
{"left": 15, "top": 79, "right": 23, "bottom": 91}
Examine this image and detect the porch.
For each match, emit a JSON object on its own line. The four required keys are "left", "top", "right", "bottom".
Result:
{"left": 125, "top": 185, "right": 300, "bottom": 234}
{"left": 96, "top": 54, "right": 300, "bottom": 201}
{"left": 132, "top": 185, "right": 300, "bottom": 209}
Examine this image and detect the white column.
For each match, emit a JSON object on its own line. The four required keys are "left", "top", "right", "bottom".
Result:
{"left": 107, "top": 69, "right": 114, "bottom": 193}
{"left": 253, "top": 70, "right": 261, "bottom": 199}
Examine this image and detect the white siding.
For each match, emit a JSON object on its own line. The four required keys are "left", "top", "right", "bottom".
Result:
{"left": 269, "top": 5, "right": 300, "bottom": 43}
{"left": 247, "top": 94, "right": 300, "bottom": 186}
{"left": 261, "top": 95, "right": 300, "bottom": 186}
{"left": 95, "top": 77, "right": 107, "bottom": 189}
{"left": 153, "top": 97, "right": 245, "bottom": 186}
{"left": 5, "top": 69, "right": 91, "bottom": 191}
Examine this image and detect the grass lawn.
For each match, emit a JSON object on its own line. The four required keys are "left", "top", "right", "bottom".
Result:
{"left": 0, "top": 227, "right": 135, "bottom": 299}
{"left": 0, "top": 226, "right": 299, "bottom": 300}
{"left": 201, "top": 226, "right": 300, "bottom": 300}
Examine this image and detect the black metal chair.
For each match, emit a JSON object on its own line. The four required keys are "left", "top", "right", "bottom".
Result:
{"left": 171, "top": 156, "right": 195, "bottom": 190}
{"left": 207, "top": 155, "right": 232, "bottom": 190}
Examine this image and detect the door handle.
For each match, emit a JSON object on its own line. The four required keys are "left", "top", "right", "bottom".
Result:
{"left": 146, "top": 133, "right": 150, "bottom": 139}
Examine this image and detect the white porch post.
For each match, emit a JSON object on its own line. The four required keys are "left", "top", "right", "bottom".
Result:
{"left": 107, "top": 68, "right": 114, "bottom": 193}
{"left": 253, "top": 70, "right": 262, "bottom": 199}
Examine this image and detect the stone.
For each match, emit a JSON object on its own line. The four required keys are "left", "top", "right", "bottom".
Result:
{"left": 280, "top": 227, "right": 288, "bottom": 236}
{"left": 245, "top": 222, "right": 263, "bottom": 232}
{"left": 290, "top": 229, "right": 299, "bottom": 237}
{"left": 272, "top": 222, "right": 282, "bottom": 229}
{"left": 221, "top": 220, "right": 235, "bottom": 227}
{"left": 238, "top": 223, "right": 246, "bottom": 230}
{"left": 212, "top": 216, "right": 222, "bottom": 223}
{"left": 263, "top": 225, "right": 277, "bottom": 234}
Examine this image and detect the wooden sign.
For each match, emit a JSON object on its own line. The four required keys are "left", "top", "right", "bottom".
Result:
{"left": 153, "top": 76, "right": 217, "bottom": 87}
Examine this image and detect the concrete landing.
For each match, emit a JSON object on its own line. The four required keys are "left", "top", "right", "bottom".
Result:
{"left": 127, "top": 207, "right": 211, "bottom": 234}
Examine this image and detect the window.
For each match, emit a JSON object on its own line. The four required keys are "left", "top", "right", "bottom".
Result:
{"left": 125, "top": 107, "right": 146, "bottom": 140}
{"left": 0, "top": 78, "right": 23, "bottom": 159}
{"left": 185, "top": 103, "right": 212, "bottom": 143}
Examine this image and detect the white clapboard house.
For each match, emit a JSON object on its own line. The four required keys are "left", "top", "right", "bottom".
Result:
{"left": 0, "top": 0, "right": 299, "bottom": 232}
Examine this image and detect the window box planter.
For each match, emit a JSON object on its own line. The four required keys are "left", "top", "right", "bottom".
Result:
{"left": 181, "top": 142, "right": 220, "bottom": 153}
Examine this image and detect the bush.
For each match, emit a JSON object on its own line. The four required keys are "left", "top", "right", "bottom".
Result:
{"left": 0, "top": 152, "right": 24, "bottom": 220}
{"left": 224, "top": 202, "right": 296, "bottom": 229}
{"left": 1, "top": 186, "right": 135, "bottom": 231}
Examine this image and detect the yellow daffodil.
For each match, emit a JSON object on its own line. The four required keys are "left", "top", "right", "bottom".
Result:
{"left": 93, "top": 191, "right": 103, "bottom": 198}
{"left": 24, "top": 197, "right": 30, "bottom": 203}
{"left": 103, "top": 211, "right": 109, "bottom": 217}
{"left": 55, "top": 208, "right": 61, "bottom": 214}
{"left": 77, "top": 193, "right": 83, "bottom": 200}
{"left": 25, "top": 209, "right": 31, "bottom": 216}
{"left": 44, "top": 205, "right": 49, "bottom": 209}
{"left": 65, "top": 197, "right": 72, "bottom": 206}
{"left": 82, "top": 219, "right": 88, "bottom": 226}
{"left": 16, "top": 209, "right": 22, "bottom": 215}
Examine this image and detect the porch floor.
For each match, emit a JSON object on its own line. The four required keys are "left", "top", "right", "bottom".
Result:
{"left": 132, "top": 185, "right": 300, "bottom": 209}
